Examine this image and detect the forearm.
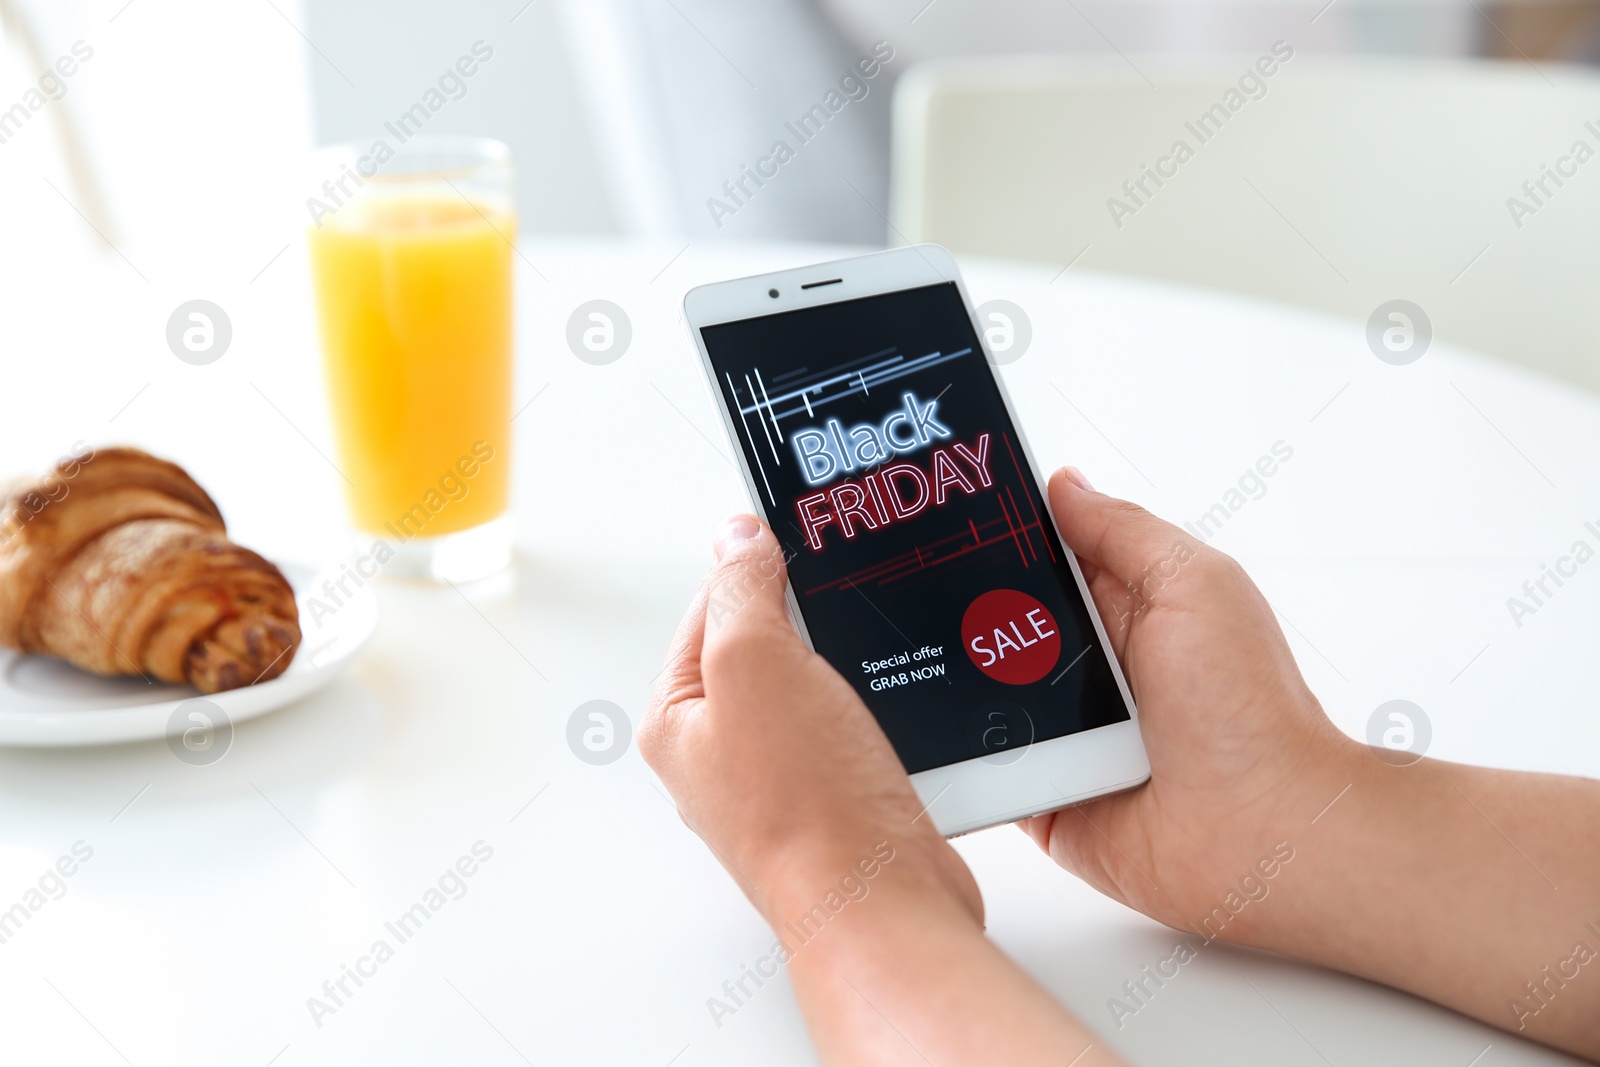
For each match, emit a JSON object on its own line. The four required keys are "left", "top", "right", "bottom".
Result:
{"left": 1238, "top": 748, "right": 1600, "bottom": 1057}
{"left": 767, "top": 841, "right": 1123, "bottom": 1067}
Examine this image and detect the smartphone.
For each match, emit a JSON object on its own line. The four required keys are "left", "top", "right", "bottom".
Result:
{"left": 682, "top": 245, "right": 1148, "bottom": 837}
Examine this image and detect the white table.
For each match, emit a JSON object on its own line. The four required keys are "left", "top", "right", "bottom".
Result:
{"left": 1, "top": 238, "right": 1596, "bottom": 1066}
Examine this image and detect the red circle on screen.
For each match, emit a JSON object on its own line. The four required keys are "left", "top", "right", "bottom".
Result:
{"left": 960, "top": 589, "right": 1062, "bottom": 685}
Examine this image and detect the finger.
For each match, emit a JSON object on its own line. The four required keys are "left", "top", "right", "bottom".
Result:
{"left": 651, "top": 569, "right": 711, "bottom": 708}
{"left": 1017, "top": 812, "right": 1054, "bottom": 852}
{"left": 1015, "top": 807, "right": 1094, "bottom": 873}
{"left": 652, "top": 514, "right": 790, "bottom": 712}
{"left": 644, "top": 516, "right": 793, "bottom": 769}
{"left": 1083, "top": 566, "right": 1145, "bottom": 659}
{"left": 1020, "top": 797, "right": 1142, "bottom": 907}
{"left": 1048, "top": 467, "right": 1198, "bottom": 589}
{"left": 643, "top": 566, "right": 715, "bottom": 772}
{"left": 700, "top": 515, "right": 798, "bottom": 675}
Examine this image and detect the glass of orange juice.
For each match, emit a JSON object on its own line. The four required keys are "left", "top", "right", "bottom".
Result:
{"left": 307, "top": 136, "right": 515, "bottom": 582}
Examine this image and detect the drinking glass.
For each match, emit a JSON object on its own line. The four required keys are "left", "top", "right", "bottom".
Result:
{"left": 307, "top": 136, "right": 515, "bottom": 582}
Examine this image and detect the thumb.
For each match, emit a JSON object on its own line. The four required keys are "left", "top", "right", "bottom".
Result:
{"left": 701, "top": 515, "right": 796, "bottom": 666}
{"left": 1047, "top": 467, "right": 1198, "bottom": 588}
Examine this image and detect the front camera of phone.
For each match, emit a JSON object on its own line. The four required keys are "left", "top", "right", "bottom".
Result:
{"left": 768, "top": 288, "right": 780, "bottom": 298}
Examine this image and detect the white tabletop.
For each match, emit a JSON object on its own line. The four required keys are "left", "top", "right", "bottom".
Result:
{"left": 0, "top": 238, "right": 1596, "bottom": 1066}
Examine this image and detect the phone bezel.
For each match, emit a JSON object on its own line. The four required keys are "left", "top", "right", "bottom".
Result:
{"left": 681, "top": 244, "right": 1149, "bottom": 837}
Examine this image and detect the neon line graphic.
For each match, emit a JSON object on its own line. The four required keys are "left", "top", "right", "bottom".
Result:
{"left": 1002, "top": 432, "right": 1056, "bottom": 562}
{"left": 736, "top": 348, "right": 975, "bottom": 426}
{"left": 727, "top": 372, "right": 776, "bottom": 506}
{"left": 745, "top": 372, "right": 781, "bottom": 466}
{"left": 756, "top": 347, "right": 899, "bottom": 408}
{"left": 739, "top": 355, "right": 904, "bottom": 417}
{"left": 771, "top": 350, "right": 972, "bottom": 422}
{"left": 796, "top": 346, "right": 899, "bottom": 384}
{"left": 997, "top": 493, "right": 1029, "bottom": 567}
{"left": 754, "top": 366, "right": 782, "bottom": 443}
{"left": 840, "top": 347, "right": 971, "bottom": 403}
{"left": 802, "top": 511, "right": 1055, "bottom": 595}
{"left": 1006, "top": 486, "right": 1037, "bottom": 563}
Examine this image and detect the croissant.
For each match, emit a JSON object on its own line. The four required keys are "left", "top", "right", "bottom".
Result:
{"left": 0, "top": 447, "right": 301, "bottom": 693}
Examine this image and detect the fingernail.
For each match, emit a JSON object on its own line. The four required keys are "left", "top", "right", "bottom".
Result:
{"left": 714, "top": 515, "right": 761, "bottom": 558}
{"left": 1061, "top": 466, "right": 1094, "bottom": 491}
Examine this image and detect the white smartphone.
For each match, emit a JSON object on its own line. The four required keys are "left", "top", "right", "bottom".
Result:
{"left": 682, "top": 245, "right": 1149, "bottom": 837}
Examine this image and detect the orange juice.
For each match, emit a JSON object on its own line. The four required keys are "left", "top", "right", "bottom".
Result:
{"left": 309, "top": 194, "right": 514, "bottom": 538}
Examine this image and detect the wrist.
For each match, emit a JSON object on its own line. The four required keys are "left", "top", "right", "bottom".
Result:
{"left": 1221, "top": 742, "right": 1452, "bottom": 959}
{"left": 765, "top": 835, "right": 1105, "bottom": 1067}
{"left": 755, "top": 827, "right": 980, "bottom": 943}
{"left": 1162, "top": 729, "right": 1375, "bottom": 953}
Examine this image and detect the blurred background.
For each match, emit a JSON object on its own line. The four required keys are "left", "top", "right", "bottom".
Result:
{"left": 4, "top": 7, "right": 1599, "bottom": 1064}
{"left": 7, "top": 0, "right": 1600, "bottom": 390}
{"left": 12, "top": 0, "right": 1600, "bottom": 238}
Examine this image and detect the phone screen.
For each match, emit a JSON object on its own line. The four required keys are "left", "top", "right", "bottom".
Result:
{"left": 700, "top": 281, "right": 1131, "bottom": 774}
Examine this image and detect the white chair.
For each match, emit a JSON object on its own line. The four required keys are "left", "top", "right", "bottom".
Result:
{"left": 556, "top": 0, "right": 893, "bottom": 242}
{"left": 891, "top": 56, "right": 1600, "bottom": 391}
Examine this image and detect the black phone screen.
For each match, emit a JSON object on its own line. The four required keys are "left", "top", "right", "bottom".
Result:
{"left": 700, "top": 281, "right": 1131, "bottom": 774}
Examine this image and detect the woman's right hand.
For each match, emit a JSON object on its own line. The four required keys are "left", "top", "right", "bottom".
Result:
{"left": 1020, "top": 467, "right": 1361, "bottom": 939}
{"left": 1026, "top": 468, "right": 1600, "bottom": 1060}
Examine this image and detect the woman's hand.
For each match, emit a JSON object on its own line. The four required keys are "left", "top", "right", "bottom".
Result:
{"left": 1019, "top": 467, "right": 1360, "bottom": 938}
{"left": 644, "top": 476, "right": 1600, "bottom": 1062}
{"left": 641, "top": 515, "right": 980, "bottom": 926}
{"left": 1027, "top": 469, "right": 1600, "bottom": 1060}
{"left": 643, "top": 515, "right": 1124, "bottom": 1067}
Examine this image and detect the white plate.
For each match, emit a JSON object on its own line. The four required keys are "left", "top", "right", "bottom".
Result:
{"left": 0, "top": 562, "right": 375, "bottom": 747}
